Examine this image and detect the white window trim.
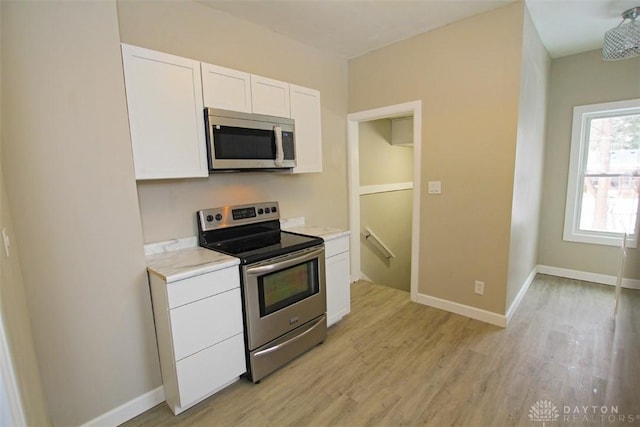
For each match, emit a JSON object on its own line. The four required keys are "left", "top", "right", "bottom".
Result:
{"left": 563, "top": 98, "right": 640, "bottom": 249}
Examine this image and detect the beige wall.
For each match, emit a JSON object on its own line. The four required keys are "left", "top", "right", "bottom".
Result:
{"left": 359, "top": 119, "right": 413, "bottom": 186}
{"left": 349, "top": 2, "right": 525, "bottom": 314}
{"left": 506, "top": 7, "right": 550, "bottom": 308}
{"left": 359, "top": 120, "right": 413, "bottom": 291}
{"left": 361, "top": 191, "right": 413, "bottom": 292}
{"left": 1, "top": 2, "right": 161, "bottom": 426}
{"left": 117, "top": 1, "right": 349, "bottom": 243}
{"left": 0, "top": 178, "right": 50, "bottom": 427}
{"left": 0, "top": 1, "right": 348, "bottom": 424}
{"left": 0, "top": 2, "right": 50, "bottom": 423}
{"left": 538, "top": 50, "right": 640, "bottom": 279}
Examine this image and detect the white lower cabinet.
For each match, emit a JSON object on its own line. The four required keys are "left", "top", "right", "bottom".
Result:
{"left": 175, "top": 334, "right": 245, "bottom": 408}
{"left": 148, "top": 266, "right": 246, "bottom": 415}
{"left": 171, "top": 288, "right": 243, "bottom": 361}
{"left": 324, "top": 235, "right": 351, "bottom": 326}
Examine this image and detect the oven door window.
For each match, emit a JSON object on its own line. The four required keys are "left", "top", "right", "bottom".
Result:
{"left": 258, "top": 259, "right": 318, "bottom": 317}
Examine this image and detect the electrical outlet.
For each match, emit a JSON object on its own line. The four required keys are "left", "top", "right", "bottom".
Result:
{"left": 474, "top": 280, "right": 484, "bottom": 295}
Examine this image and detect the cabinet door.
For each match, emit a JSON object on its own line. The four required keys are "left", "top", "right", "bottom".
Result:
{"left": 175, "top": 333, "right": 245, "bottom": 411}
{"left": 290, "top": 84, "right": 323, "bottom": 174}
{"left": 170, "top": 288, "right": 244, "bottom": 361}
{"left": 201, "top": 63, "right": 252, "bottom": 113}
{"left": 326, "top": 251, "right": 351, "bottom": 327}
{"left": 250, "top": 74, "right": 290, "bottom": 117}
{"left": 121, "top": 44, "right": 207, "bottom": 180}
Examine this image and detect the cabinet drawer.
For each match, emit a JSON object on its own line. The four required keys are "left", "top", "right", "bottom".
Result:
{"left": 325, "top": 236, "right": 349, "bottom": 258}
{"left": 171, "top": 288, "right": 243, "bottom": 361}
{"left": 175, "top": 333, "right": 246, "bottom": 408}
{"left": 167, "top": 267, "right": 239, "bottom": 308}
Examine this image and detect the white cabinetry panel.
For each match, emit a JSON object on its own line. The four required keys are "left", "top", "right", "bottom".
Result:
{"left": 121, "top": 44, "right": 207, "bottom": 179}
{"left": 250, "top": 75, "right": 291, "bottom": 117}
{"left": 148, "top": 262, "right": 245, "bottom": 415}
{"left": 290, "top": 84, "right": 323, "bottom": 174}
{"left": 171, "top": 288, "right": 243, "bottom": 361}
{"left": 325, "top": 234, "right": 349, "bottom": 258}
{"left": 175, "top": 333, "right": 245, "bottom": 408}
{"left": 325, "top": 235, "right": 350, "bottom": 327}
{"left": 201, "top": 63, "right": 252, "bottom": 113}
{"left": 167, "top": 267, "right": 239, "bottom": 309}
{"left": 121, "top": 44, "right": 323, "bottom": 178}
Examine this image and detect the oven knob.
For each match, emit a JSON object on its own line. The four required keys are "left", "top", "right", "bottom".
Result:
{"left": 258, "top": 208, "right": 264, "bottom": 215}
{"left": 215, "top": 213, "right": 223, "bottom": 221}
{"left": 271, "top": 206, "right": 277, "bottom": 213}
{"left": 265, "top": 207, "right": 271, "bottom": 213}
{"left": 206, "top": 215, "right": 214, "bottom": 222}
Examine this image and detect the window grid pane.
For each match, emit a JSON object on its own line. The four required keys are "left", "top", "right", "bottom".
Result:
{"left": 577, "top": 112, "right": 640, "bottom": 237}
{"left": 579, "top": 176, "right": 639, "bottom": 235}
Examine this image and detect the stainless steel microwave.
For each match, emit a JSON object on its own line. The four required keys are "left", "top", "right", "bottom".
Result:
{"left": 204, "top": 108, "right": 296, "bottom": 171}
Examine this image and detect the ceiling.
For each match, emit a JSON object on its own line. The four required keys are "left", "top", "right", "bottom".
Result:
{"left": 198, "top": 0, "right": 637, "bottom": 59}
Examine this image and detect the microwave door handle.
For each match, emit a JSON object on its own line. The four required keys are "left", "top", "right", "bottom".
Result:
{"left": 274, "top": 125, "right": 284, "bottom": 166}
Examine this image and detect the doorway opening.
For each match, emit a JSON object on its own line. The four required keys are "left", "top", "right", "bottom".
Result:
{"left": 347, "top": 101, "right": 422, "bottom": 301}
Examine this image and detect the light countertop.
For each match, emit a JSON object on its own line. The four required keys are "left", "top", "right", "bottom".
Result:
{"left": 145, "top": 221, "right": 348, "bottom": 283}
{"left": 286, "top": 226, "right": 350, "bottom": 241}
{"left": 146, "top": 247, "right": 239, "bottom": 283}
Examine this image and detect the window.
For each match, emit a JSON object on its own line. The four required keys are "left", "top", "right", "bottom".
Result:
{"left": 564, "top": 99, "right": 640, "bottom": 248}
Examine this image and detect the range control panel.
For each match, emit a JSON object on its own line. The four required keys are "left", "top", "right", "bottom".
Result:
{"left": 197, "top": 201, "right": 280, "bottom": 232}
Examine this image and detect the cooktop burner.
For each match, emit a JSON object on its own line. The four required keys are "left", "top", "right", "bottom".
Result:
{"left": 196, "top": 202, "right": 323, "bottom": 264}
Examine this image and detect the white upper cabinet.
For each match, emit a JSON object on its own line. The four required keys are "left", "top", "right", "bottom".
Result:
{"left": 121, "top": 44, "right": 208, "bottom": 180}
{"left": 121, "top": 44, "right": 323, "bottom": 178}
{"left": 201, "top": 63, "right": 252, "bottom": 113}
{"left": 290, "top": 84, "right": 323, "bottom": 173}
{"left": 250, "top": 75, "right": 291, "bottom": 117}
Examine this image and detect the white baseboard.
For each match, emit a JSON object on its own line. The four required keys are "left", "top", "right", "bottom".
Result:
{"left": 74, "top": 264, "right": 637, "bottom": 427}
{"left": 414, "top": 293, "right": 507, "bottom": 328}
{"left": 414, "top": 267, "right": 538, "bottom": 328}
{"left": 537, "top": 265, "right": 640, "bottom": 290}
{"left": 80, "top": 386, "right": 164, "bottom": 427}
{"left": 358, "top": 273, "right": 373, "bottom": 283}
{"left": 505, "top": 267, "right": 537, "bottom": 325}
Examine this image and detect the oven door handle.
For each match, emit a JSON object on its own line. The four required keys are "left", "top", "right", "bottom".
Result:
{"left": 253, "top": 315, "right": 325, "bottom": 358}
{"left": 245, "top": 246, "right": 324, "bottom": 276}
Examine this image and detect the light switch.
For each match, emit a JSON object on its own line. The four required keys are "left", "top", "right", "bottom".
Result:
{"left": 428, "top": 181, "right": 442, "bottom": 194}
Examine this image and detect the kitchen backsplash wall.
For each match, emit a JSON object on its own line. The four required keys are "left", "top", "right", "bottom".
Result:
{"left": 117, "top": 0, "right": 349, "bottom": 244}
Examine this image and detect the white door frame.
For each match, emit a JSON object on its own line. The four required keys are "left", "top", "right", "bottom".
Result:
{"left": 347, "top": 100, "right": 422, "bottom": 301}
{"left": 0, "top": 314, "right": 26, "bottom": 427}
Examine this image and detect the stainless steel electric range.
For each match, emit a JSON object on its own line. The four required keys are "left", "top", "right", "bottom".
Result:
{"left": 196, "top": 201, "right": 327, "bottom": 383}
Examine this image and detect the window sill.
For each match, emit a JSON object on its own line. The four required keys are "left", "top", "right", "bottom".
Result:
{"left": 562, "top": 231, "right": 637, "bottom": 249}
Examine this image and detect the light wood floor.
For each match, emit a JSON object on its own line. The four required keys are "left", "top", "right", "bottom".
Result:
{"left": 123, "top": 275, "right": 639, "bottom": 426}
